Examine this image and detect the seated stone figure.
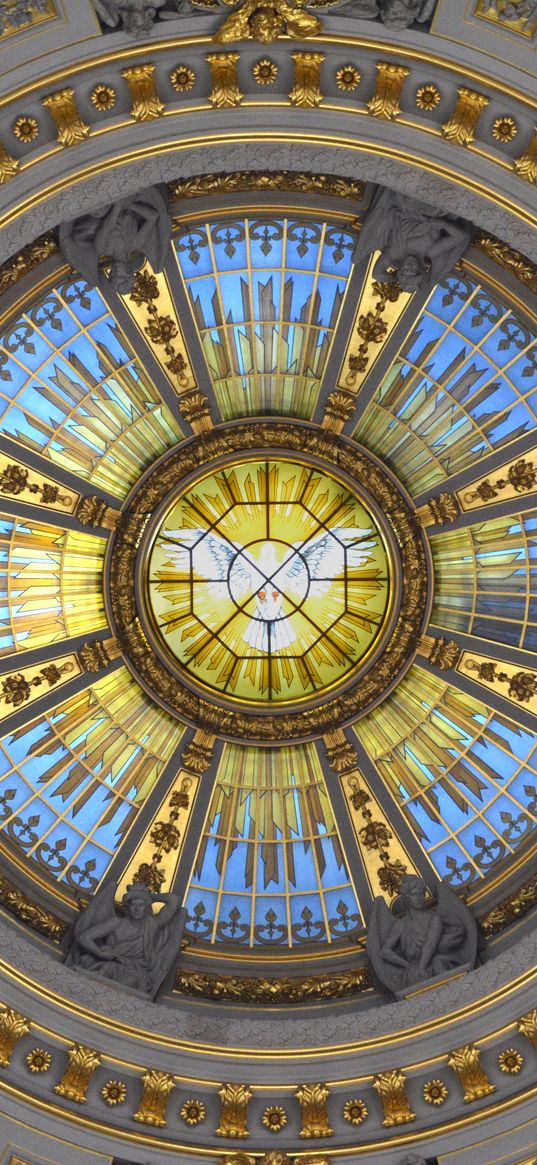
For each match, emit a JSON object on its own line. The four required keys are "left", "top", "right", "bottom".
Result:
{"left": 66, "top": 881, "right": 186, "bottom": 1000}
{"left": 93, "top": 0, "right": 168, "bottom": 36}
{"left": 354, "top": 187, "right": 473, "bottom": 293}
{"left": 58, "top": 186, "right": 171, "bottom": 295}
{"left": 367, "top": 875, "right": 478, "bottom": 995}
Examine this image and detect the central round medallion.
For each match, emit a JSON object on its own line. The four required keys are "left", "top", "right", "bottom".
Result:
{"left": 146, "top": 458, "right": 390, "bottom": 704}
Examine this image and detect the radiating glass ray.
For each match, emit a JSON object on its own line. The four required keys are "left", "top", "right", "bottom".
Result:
{"left": 431, "top": 510, "right": 537, "bottom": 651}
{"left": 0, "top": 667, "right": 182, "bottom": 892}
{"left": 353, "top": 666, "right": 537, "bottom": 891}
{"left": 353, "top": 273, "right": 537, "bottom": 496}
{"left": 184, "top": 742, "right": 363, "bottom": 948}
{"left": 0, "top": 278, "right": 183, "bottom": 498}
{"left": 0, "top": 513, "right": 106, "bottom": 655}
{"left": 173, "top": 217, "right": 355, "bottom": 419}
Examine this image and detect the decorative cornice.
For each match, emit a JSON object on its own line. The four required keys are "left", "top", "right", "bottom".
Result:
{"left": 175, "top": 967, "right": 371, "bottom": 1003}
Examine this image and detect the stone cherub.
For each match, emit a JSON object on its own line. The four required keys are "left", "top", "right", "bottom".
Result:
{"left": 367, "top": 874, "right": 479, "bottom": 995}
{"left": 354, "top": 187, "right": 473, "bottom": 293}
{"left": 58, "top": 186, "right": 171, "bottom": 295}
{"left": 65, "top": 881, "right": 187, "bottom": 1000}
{"left": 93, "top": 0, "right": 169, "bottom": 36}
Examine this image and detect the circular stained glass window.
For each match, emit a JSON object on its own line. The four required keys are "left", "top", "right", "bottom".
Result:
{"left": 146, "top": 458, "right": 391, "bottom": 703}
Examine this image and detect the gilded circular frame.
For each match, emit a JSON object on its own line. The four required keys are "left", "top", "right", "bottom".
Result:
{"left": 107, "top": 421, "right": 430, "bottom": 741}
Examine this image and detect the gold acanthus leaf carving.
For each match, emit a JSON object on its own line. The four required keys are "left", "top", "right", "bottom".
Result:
{"left": 77, "top": 638, "right": 120, "bottom": 674}
{"left": 514, "top": 128, "right": 537, "bottom": 185}
{"left": 76, "top": 495, "right": 119, "bottom": 530}
{"left": 122, "top": 64, "right": 164, "bottom": 121}
{"left": 54, "top": 1044, "right": 101, "bottom": 1103}
{"left": 175, "top": 967, "right": 370, "bottom": 1003}
{"left": 295, "top": 1083, "right": 333, "bottom": 1138}
{"left": 289, "top": 52, "right": 325, "bottom": 109}
{"left": 41, "top": 89, "right": 89, "bottom": 147}
{"left": 518, "top": 1009, "right": 537, "bottom": 1049}
{"left": 133, "top": 1069, "right": 176, "bottom": 1126}
{"left": 168, "top": 171, "right": 364, "bottom": 201}
{"left": 0, "top": 141, "right": 20, "bottom": 184}
{"left": 368, "top": 63, "right": 410, "bottom": 120}
{"left": 217, "top": 1083, "right": 253, "bottom": 1137}
{"left": 447, "top": 1044, "right": 496, "bottom": 1102}
{"left": 0, "top": 1006, "right": 31, "bottom": 1066}
{"left": 372, "top": 1069, "right": 416, "bottom": 1126}
{"left": 442, "top": 87, "right": 490, "bottom": 146}
{"left": 474, "top": 232, "right": 537, "bottom": 295}
{"left": 214, "top": 0, "right": 322, "bottom": 43}
{"left": 0, "top": 872, "right": 66, "bottom": 941}
{"left": 416, "top": 491, "right": 460, "bottom": 527}
{"left": 418, "top": 634, "right": 462, "bottom": 671}
{"left": 207, "top": 53, "right": 244, "bottom": 108}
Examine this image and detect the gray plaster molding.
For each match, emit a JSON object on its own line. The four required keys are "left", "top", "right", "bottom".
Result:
{"left": 0, "top": 113, "right": 536, "bottom": 267}
{"left": 0, "top": 910, "right": 536, "bottom": 1079}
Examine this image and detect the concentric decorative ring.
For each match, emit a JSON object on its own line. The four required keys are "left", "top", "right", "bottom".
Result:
{"left": 108, "top": 421, "right": 429, "bottom": 741}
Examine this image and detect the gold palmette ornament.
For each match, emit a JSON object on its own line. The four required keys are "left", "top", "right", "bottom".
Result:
{"left": 295, "top": 1083, "right": 333, "bottom": 1137}
{"left": 368, "top": 63, "right": 409, "bottom": 119}
{"left": 54, "top": 1045, "right": 101, "bottom": 1103}
{"left": 216, "top": 1083, "right": 253, "bottom": 1137}
{"left": 0, "top": 1006, "right": 30, "bottom": 1066}
{"left": 41, "top": 88, "right": 89, "bottom": 147}
{"left": 133, "top": 1070, "right": 176, "bottom": 1126}
{"left": 372, "top": 1070, "right": 416, "bottom": 1127}
{"left": 442, "top": 87, "right": 489, "bottom": 146}
{"left": 122, "top": 64, "right": 164, "bottom": 121}
{"left": 447, "top": 1045, "right": 496, "bottom": 1102}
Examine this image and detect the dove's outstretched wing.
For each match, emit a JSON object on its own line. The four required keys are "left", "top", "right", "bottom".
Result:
{"left": 160, "top": 528, "right": 252, "bottom": 597}
{"left": 284, "top": 527, "right": 375, "bottom": 597}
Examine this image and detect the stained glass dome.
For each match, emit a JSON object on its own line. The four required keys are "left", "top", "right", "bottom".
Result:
{"left": 0, "top": 199, "right": 536, "bottom": 968}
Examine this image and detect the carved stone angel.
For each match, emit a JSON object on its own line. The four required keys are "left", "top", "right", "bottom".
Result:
{"left": 354, "top": 188, "right": 473, "bottom": 293}
{"left": 367, "top": 875, "right": 479, "bottom": 995}
{"left": 65, "top": 881, "right": 187, "bottom": 999}
{"left": 93, "top": 0, "right": 169, "bottom": 36}
{"left": 317, "top": 0, "right": 437, "bottom": 26}
{"left": 58, "top": 186, "right": 171, "bottom": 295}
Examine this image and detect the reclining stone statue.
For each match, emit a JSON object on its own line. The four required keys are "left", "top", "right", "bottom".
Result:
{"left": 65, "top": 881, "right": 187, "bottom": 1000}
{"left": 354, "top": 187, "right": 473, "bottom": 292}
{"left": 367, "top": 874, "right": 479, "bottom": 995}
{"left": 58, "top": 186, "right": 171, "bottom": 295}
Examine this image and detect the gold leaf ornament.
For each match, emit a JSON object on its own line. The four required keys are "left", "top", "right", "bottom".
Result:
{"left": 214, "top": 0, "right": 322, "bottom": 44}
{"left": 415, "top": 84, "right": 440, "bottom": 111}
{"left": 253, "top": 58, "right": 279, "bottom": 84}
{"left": 423, "top": 1079, "right": 448, "bottom": 1105}
{"left": 336, "top": 65, "right": 361, "bottom": 92}
{"left": 498, "top": 1048, "right": 524, "bottom": 1074}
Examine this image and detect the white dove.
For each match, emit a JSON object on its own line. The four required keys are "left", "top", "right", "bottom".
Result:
{"left": 159, "top": 526, "right": 376, "bottom": 653}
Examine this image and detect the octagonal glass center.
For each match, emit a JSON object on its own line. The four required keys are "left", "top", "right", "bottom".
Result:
{"left": 146, "top": 459, "right": 391, "bottom": 703}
